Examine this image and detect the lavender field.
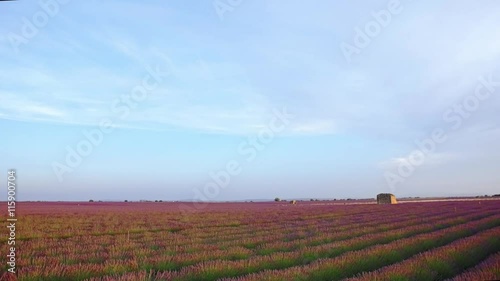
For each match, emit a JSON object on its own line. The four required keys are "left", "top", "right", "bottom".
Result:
{"left": 2, "top": 200, "right": 499, "bottom": 280}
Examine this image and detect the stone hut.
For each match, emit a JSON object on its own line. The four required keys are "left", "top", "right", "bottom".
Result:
{"left": 377, "top": 193, "right": 397, "bottom": 204}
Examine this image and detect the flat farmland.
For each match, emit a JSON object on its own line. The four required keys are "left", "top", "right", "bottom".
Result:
{"left": 2, "top": 200, "right": 500, "bottom": 281}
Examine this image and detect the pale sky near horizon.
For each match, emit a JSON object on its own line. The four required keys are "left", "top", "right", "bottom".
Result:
{"left": 1, "top": 0, "right": 500, "bottom": 201}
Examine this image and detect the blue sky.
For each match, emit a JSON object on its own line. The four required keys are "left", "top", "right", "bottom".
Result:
{"left": 1, "top": 0, "right": 500, "bottom": 201}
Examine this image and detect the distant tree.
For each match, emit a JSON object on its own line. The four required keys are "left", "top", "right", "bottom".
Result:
{"left": 274, "top": 197, "right": 281, "bottom": 202}
{"left": 124, "top": 200, "right": 128, "bottom": 202}
{"left": 159, "top": 200, "right": 163, "bottom": 202}
{"left": 89, "top": 200, "right": 94, "bottom": 202}
{"left": 310, "top": 199, "right": 314, "bottom": 201}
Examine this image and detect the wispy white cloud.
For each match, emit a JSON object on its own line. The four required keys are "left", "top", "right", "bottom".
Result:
{"left": 290, "top": 120, "right": 337, "bottom": 135}
{"left": 378, "top": 153, "right": 457, "bottom": 171}
{"left": 0, "top": 93, "right": 66, "bottom": 118}
{"left": 1, "top": 0, "right": 500, "bottom": 139}
{"left": 20, "top": 105, "right": 66, "bottom": 117}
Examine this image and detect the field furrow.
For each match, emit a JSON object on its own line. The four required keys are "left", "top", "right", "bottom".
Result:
{"left": 348, "top": 227, "right": 500, "bottom": 280}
